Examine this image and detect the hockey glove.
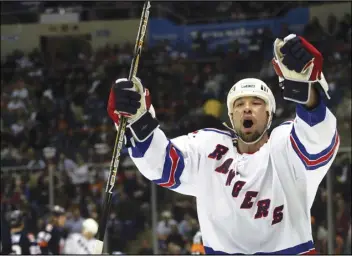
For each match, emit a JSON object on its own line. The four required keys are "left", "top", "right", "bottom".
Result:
{"left": 272, "top": 34, "right": 330, "bottom": 104}
{"left": 107, "top": 77, "right": 158, "bottom": 142}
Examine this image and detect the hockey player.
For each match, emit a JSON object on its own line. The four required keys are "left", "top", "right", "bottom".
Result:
{"left": 63, "top": 218, "right": 98, "bottom": 254}
{"left": 191, "top": 231, "right": 205, "bottom": 255}
{"left": 37, "top": 205, "right": 66, "bottom": 254}
{"left": 107, "top": 35, "right": 339, "bottom": 254}
{"left": 7, "top": 210, "right": 41, "bottom": 255}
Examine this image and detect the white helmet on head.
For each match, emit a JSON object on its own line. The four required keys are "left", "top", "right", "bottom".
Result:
{"left": 82, "top": 218, "right": 98, "bottom": 236}
{"left": 227, "top": 78, "right": 276, "bottom": 143}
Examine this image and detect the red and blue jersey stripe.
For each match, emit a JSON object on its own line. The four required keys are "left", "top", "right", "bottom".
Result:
{"left": 290, "top": 126, "right": 339, "bottom": 170}
{"left": 152, "top": 142, "right": 185, "bottom": 189}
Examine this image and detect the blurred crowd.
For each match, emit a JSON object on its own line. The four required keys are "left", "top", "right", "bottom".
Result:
{"left": 1, "top": 3, "right": 351, "bottom": 255}
{"left": 167, "top": 2, "right": 298, "bottom": 23}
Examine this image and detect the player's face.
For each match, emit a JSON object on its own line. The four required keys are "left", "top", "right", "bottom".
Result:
{"left": 231, "top": 96, "right": 268, "bottom": 143}
{"left": 83, "top": 231, "right": 94, "bottom": 240}
{"left": 57, "top": 215, "right": 66, "bottom": 227}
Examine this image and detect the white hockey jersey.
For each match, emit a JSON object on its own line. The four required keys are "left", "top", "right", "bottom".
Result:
{"left": 63, "top": 233, "right": 96, "bottom": 254}
{"left": 127, "top": 99, "right": 339, "bottom": 254}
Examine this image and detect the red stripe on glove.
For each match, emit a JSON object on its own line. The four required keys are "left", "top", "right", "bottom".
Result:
{"left": 272, "top": 58, "right": 284, "bottom": 78}
{"left": 298, "top": 36, "right": 323, "bottom": 81}
{"left": 107, "top": 85, "right": 121, "bottom": 125}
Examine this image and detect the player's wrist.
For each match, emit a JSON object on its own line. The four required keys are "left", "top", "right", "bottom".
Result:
{"left": 127, "top": 111, "right": 159, "bottom": 142}
{"left": 304, "top": 85, "right": 320, "bottom": 110}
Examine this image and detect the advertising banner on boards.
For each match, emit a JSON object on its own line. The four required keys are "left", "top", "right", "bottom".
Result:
{"left": 148, "top": 7, "right": 309, "bottom": 51}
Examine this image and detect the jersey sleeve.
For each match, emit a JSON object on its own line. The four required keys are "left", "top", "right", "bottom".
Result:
{"left": 26, "top": 233, "right": 41, "bottom": 255}
{"left": 127, "top": 128, "right": 203, "bottom": 196}
{"left": 37, "top": 225, "right": 54, "bottom": 254}
{"left": 63, "top": 234, "right": 78, "bottom": 254}
{"left": 287, "top": 97, "right": 339, "bottom": 207}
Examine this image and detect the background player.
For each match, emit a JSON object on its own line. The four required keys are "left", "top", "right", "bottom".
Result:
{"left": 63, "top": 218, "right": 99, "bottom": 254}
{"left": 191, "top": 231, "right": 205, "bottom": 255}
{"left": 7, "top": 210, "right": 41, "bottom": 255}
{"left": 37, "top": 205, "right": 66, "bottom": 254}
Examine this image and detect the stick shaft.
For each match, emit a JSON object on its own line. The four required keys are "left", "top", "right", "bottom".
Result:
{"left": 94, "top": 2, "right": 151, "bottom": 253}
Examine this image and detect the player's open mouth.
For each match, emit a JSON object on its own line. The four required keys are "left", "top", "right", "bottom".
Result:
{"left": 243, "top": 119, "right": 253, "bottom": 129}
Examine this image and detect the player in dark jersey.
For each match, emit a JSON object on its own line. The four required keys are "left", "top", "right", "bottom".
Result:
{"left": 1, "top": 207, "right": 12, "bottom": 255}
{"left": 7, "top": 210, "right": 41, "bottom": 255}
{"left": 37, "top": 205, "right": 66, "bottom": 254}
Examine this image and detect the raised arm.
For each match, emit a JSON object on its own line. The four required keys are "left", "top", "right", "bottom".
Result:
{"left": 107, "top": 77, "right": 202, "bottom": 196}
{"left": 272, "top": 34, "right": 340, "bottom": 207}
{"left": 291, "top": 88, "right": 339, "bottom": 203}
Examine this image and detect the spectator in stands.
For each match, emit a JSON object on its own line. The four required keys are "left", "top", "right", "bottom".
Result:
{"left": 337, "top": 13, "right": 351, "bottom": 43}
{"left": 33, "top": 169, "right": 60, "bottom": 207}
{"left": 116, "top": 192, "right": 139, "bottom": 240}
{"left": 191, "top": 32, "right": 207, "bottom": 58}
{"left": 171, "top": 198, "right": 198, "bottom": 223}
{"left": 137, "top": 239, "right": 153, "bottom": 255}
{"left": 107, "top": 211, "right": 124, "bottom": 253}
{"left": 303, "top": 16, "right": 325, "bottom": 43}
{"left": 261, "top": 26, "right": 275, "bottom": 60}
{"left": 65, "top": 205, "right": 84, "bottom": 234}
{"left": 7, "top": 96, "right": 26, "bottom": 113}
{"left": 230, "top": 3, "right": 247, "bottom": 20}
{"left": 26, "top": 148, "right": 46, "bottom": 170}
{"left": 165, "top": 222, "right": 186, "bottom": 252}
{"left": 11, "top": 79, "right": 29, "bottom": 100}
{"left": 157, "top": 211, "right": 177, "bottom": 243}
{"left": 326, "top": 13, "right": 339, "bottom": 36}
{"left": 1, "top": 143, "right": 23, "bottom": 163}
{"left": 178, "top": 213, "right": 194, "bottom": 239}
{"left": 335, "top": 193, "right": 350, "bottom": 242}
{"left": 57, "top": 153, "right": 77, "bottom": 173}
{"left": 166, "top": 242, "right": 182, "bottom": 255}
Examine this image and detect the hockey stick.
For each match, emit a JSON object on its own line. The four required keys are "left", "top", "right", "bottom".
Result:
{"left": 94, "top": 1, "right": 151, "bottom": 254}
